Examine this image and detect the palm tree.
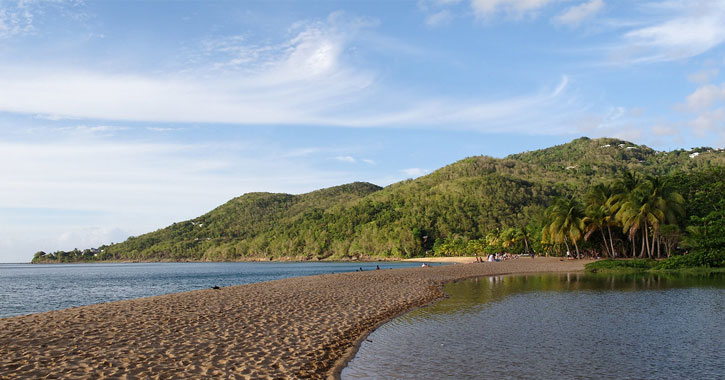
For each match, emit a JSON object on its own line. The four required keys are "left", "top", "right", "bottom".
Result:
{"left": 584, "top": 183, "right": 617, "bottom": 257}
{"left": 609, "top": 171, "right": 644, "bottom": 258}
{"left": 644, "top": 176, "right": 685, "bottom": 258}
{"left": 544, "top": 197, "right": 586, "bottom": 258}
{"left": 616, "top": 176, "right": 685, "bottom": 259}
{"left": 617, "top": 179, "right": 658, "bottom": 258}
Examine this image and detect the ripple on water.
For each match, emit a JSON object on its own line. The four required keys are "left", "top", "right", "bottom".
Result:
{"left": 342, "top": 273, "right": 725, "bottom": 380}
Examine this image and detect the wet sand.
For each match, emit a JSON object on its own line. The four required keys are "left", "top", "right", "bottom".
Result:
{"left": 0, "top": 257, "right": 588, "bottom": 379}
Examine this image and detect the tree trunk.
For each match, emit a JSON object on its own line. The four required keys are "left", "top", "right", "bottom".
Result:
{"left": 600, "top": 228, "right": 610, "bottom": 257}
{"left": 573, "top": 239, "right": 580, "bottom": 259}
{"left": 644, "top": 222, "right": 652, "bottom": 259}
{"left": 564, "top": 239, "right": 571, "bottom": 259}
{"left": 639, "top": 231, "right": 646, "bottom": 259}
{"left": 607, "top": 226, "right": 616, "bottom": 258}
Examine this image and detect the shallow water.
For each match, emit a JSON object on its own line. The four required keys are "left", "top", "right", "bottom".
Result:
{"left": 343, "top": 272, "right": 725, "bottom": 380}
{"left": 0, "top": 261, "right": 429, "bottom": 318}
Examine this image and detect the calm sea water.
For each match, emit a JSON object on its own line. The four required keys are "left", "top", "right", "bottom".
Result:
{"left": 343, "top": 272, "right": 725, "bottom": 380}
{"left": 0, "top": 262, "right": 430, "bottom": 318}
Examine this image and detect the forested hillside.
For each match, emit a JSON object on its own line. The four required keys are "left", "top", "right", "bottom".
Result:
{"left": 32, "top": 137, "right": 725, "bottom": 262}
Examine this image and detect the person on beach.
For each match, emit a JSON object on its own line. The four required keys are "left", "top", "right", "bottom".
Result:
{"left": 376, "top": 265, "right": 380, "bottom": 270}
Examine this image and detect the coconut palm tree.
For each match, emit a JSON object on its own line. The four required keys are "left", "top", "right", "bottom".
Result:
{"left": 644, "top": 176, "right": 685, "bottom": 258}
{"left": 584, "top": 183, "right": 617, "bottom": 257}
{"left": 616, "top": 176, "right": 684, "bottom": 259}
{"left": 609, "top": 171, "right": 645, "bottom": 257}
{"left": 617, "top": 179, "right": 659, "bottom": 258}
{"left": 544, "top": 197, "right": 586, "bottom": 258}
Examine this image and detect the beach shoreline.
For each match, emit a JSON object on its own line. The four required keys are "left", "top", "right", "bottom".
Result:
{"left": 1, "top": 257, "right": 589, "bottom": 379}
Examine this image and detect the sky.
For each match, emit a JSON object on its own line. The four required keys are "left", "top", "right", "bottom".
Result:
{"left": 1, "top": 0, "right": 724, "bottom": 262}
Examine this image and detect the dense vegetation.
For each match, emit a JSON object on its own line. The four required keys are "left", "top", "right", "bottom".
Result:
{"left": 32, "top": 137, "right": 725, "bottom": 263}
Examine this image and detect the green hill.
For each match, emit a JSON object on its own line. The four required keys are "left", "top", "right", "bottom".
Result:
{"left": 33, "top": 137, "right": 725, "bottom": 262}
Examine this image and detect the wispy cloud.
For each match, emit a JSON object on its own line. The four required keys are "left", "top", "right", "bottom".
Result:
{"left": 426, "top": 9, "right": 454, "bottom": 27}
{"left": 0, "top": 0, "right": 35, "bottom": 38}
{"left": 0, "top": 134, "right": 359, "bottom": 256}
{"left": 677, "top": 81, "right": 725, "bottom": 138}
{"left": 0, "top": 11, "right": 579, "bottom": 135}
{"left": 688, "top": 68, "right": 720, "bottom": 84}
{"left": 334, "top": 155, "right": 356, "bottom": 163}
{"left": 553, "top": 0, "right": 604, "bottom": 27}
{"left": 617, "top": 1, "right": 725, "bottom": 63}
{"left": 319, "top": 75, "right": 575, "bottom": 133}
{"left": 689, "top": 108, "right": 724, "bottom": 136}
{"left": 471, "top": 0, "right": 554, "bottom": 20}
{"left": 401, "top": 167, "right": 428, "bottom": 177}
{"left": 0, "top": 12, "right": 377, "bottom": 124}
{"left": 684, "top": 83, "right": 725, "bottom": 111}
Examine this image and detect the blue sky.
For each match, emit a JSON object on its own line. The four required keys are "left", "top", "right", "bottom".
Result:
{"left": 1, "top": 0, "right": 724, "bottom": 262}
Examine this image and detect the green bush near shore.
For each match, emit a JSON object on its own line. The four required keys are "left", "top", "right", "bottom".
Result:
{"left": 586, "top": 259, "right": 657, "bottom": 273}
{"left": 656, "top": 251, "right": 725, "bottom": 269}
{"left": 587, "top": 251, "right": 725, "bottom": 273}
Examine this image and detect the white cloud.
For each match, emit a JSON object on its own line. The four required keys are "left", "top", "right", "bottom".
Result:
{"left": 282, "top": 147, "right": 322, "bottom": 158}
{"left": 146, "top": 127, "right": 181, "bottom": 132}
{"left": 553, "top": 0, "right": 604, "bottom": 27}
{"left": 402, "top": 168, "right": 428, "bottom": 177}
{"left": 684, "top": 83, "right": 725, "bottom": 111}
{"left": 688, "top": 68, "right": 720, "bottom": 84}
{"left": 619, "top": 2, "right": 725, "bottom": 63}
{"left": 60, "top": 125, "right": 131, "bottom": 136}
{"left": 612, "top": 128, "right": 642, "bottom": 142}
{"left": 318, "top": 75, "right": 575, "bottom": 134}
{"left": 426, "top": 10, "right": 454, "bottom": 26}
{"left": 651, "top": 124, "right": 677, "bottom": 137}
{"left": 690, "top": 108, "right": 725, "bottom": 136}
{"left": 0, "top": 13, "right": 377, "bottom": 125}
{"left": 334, "top": 155, "right": 357, "bottom": 163}
{"left": 471, "top": 0, "right": 553, "bottom": 19}
{"left": 362, "top": 158, "right": 376, "bottom": 165}
{"left": 677, "top": 81, "right": 725, "bottom": 139}
{"left": 56, "top": 226, "right": 130, "bottom": 251}
{"left": 0, "top": 134, "right": 361, "bottom": 261}
{"left": 0, "top": 40, "right": 577, "bottom": 134}
{"left": 0, "top": 0, "right": 34, "bottom": 38}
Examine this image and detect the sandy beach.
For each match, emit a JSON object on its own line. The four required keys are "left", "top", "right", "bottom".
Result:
{"left": 0, "top": 257, "right": 588, "bottom": 379}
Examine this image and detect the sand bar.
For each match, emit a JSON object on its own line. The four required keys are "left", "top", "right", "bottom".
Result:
{"left": 0, "top": 257, "right": 587, "bottom": 379}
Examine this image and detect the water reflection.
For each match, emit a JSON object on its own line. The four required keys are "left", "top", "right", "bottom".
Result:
{"left": 343, "top": 272, "right": 725, "bottom": 380}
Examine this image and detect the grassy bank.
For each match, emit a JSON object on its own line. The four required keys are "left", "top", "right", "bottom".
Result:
{"left": 586, "top": 251, "right": 725, "bottom": 273}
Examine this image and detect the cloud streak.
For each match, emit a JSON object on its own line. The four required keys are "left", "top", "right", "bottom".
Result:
{"left": 553, "top": 0, "right": 604, "bottom": 27}
{"left": 0, "top": 10, "right": 578, "bottom": 135}
{"left": 617, "top": 1, "right": 725, "bottom": 63}
{"left": 471, "top": 0, "right": 553, "bottom": 19}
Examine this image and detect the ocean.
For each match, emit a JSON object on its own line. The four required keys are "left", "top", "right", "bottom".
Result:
{"left": 0, "top": 261, "right": 430, "bottom": 318}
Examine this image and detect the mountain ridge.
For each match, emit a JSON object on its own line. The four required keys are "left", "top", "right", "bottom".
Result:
{"left": 33, "top": 137, "right": 725, "bottom": 263}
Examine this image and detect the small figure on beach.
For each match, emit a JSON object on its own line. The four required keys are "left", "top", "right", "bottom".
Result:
{"left": 376, "top": 265, "right": 380, "bottom": 270}
{"left": 421, "top": 263, "right": 429, "bottom": 267}
{"left": 359, "top": 267, "right": 363, "bottom": 271}
{"left": 212, "top": 285, "right": 220, "bottom": 290}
